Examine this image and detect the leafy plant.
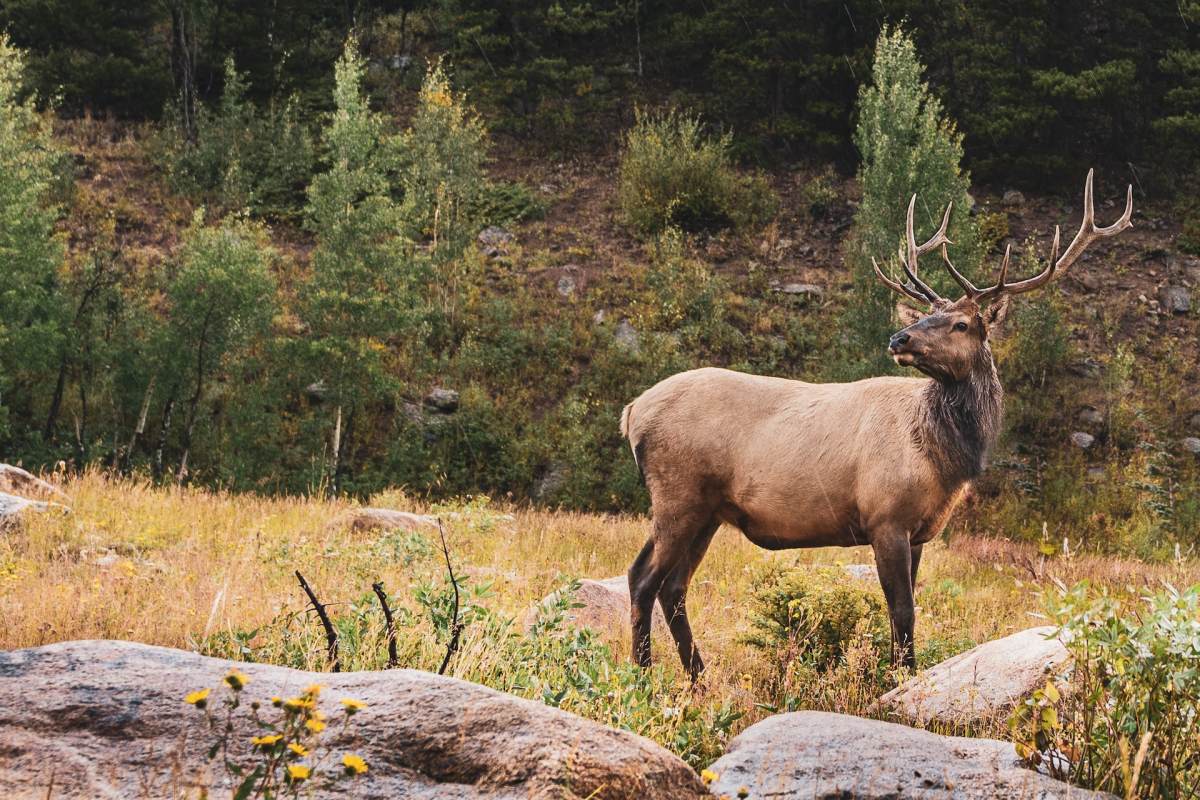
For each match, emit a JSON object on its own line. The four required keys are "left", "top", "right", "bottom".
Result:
{"left": 1024, "top": 583, "right": 1200, "bottom": 798}
{"left": 618, "top": 107, "right": 775, "bottom": 236}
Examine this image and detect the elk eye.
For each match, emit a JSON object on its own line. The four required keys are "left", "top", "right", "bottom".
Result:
{"left": 954, "top": 321, "right": 968, "bottom": 332}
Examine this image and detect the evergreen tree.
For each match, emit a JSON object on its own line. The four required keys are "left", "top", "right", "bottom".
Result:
{"left": 0, "top": 36, "right": 66, "bottom": 443}
{"left": 843, "top": 25, "right": 979, "bottom": 378}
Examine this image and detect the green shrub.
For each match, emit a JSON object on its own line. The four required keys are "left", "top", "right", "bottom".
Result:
{"left": 744, "top": 565, "right": 888, "bottom": 671}
{"left": 1015, "top": 583, "right": 1200, "bottom": 798}
{"left": 468, "top": 180, "right": 547, "bottom": 227}
{"left": 618, "top": 107, "right": 775, "bottom": 236}
{"left": 800, "top": 167, "right": 840, "bottom": 220}
{"left": 995, "top": 286, "right": 1072, "bottom": 440}
{"left": 160, "top": 57, "right": 314, "bottom": 220}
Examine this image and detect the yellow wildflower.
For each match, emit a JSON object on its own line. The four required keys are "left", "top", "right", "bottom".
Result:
{"left": 342, "top": 754, "right": 369, "bottom": 775}
{"left": 283, "top": 696, "right": 315, "bottom": 712}
{"left": 184, "top": 688, "right": 211, "bottom": 708}
{"left": 224, "top": 670, "right": 250, "bottom": 691}
{"left": 302, "top": 684, "right": 323, "bottom": 697}
{"left": 286, "top": 764, "right": 311, "bottom": 782}
{"left": 700, "top": 768, "right": 719, "bottom": 785}
{"left": 271, "top": 696, "right": 283, "bottom": 707}
{"left": 305, "top": 718, "right": 327, "bottom": 733}
{"left": 340, "top": 698, "right": 367, "bottom": 714}
{"left": 251, "top": 734, "right": 282, "bottom": 748}
{"left": 287, "top": 742, "right": 309, "bottom": 757}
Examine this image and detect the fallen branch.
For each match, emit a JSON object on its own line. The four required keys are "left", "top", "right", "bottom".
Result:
{"left": 295, "top": 570, "right": 340, "bottom": 672}
{"left": 436, "top": 519, "right": 463, "bottom": 676}
{"left": 372, "top": 581, "right": 399, "bottom": 668}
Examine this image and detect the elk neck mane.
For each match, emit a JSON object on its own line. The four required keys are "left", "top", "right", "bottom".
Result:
{"left": 913, "top": 343, "right": 1003, "bottom": 485}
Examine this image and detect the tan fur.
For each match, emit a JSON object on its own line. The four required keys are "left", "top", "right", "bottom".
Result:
{"left": 624, "top": 367, "right": 961, "bottom": 549}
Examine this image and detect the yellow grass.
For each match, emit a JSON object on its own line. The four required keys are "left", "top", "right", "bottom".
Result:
{"left": 3, "top": 470, "right": 1199, "bottom": 753}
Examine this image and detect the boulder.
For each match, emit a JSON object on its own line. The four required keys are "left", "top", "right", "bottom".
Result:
{"left": 526, "top": 576, "right": 668, "bottom": 640}
{"left": 327, "top": 507, "right": 439, "bottom": 535}
{"left": 0, "top": 492, "right": 68, "bottom": 532}
{"left": 1001, "top": 189, "right": 1026, "bottom": 207}
{"left": 877, "top": 627, "right": 1070, "bottom": 727}
{"left": 613, "top": 320, "right": 640, "bottom": 354}
{"left": 424, "top": 388, "right": 461, "bottom": 414}
{"left": 0, "top": 464, "right": 69, "bottom": 502}
{"left": 707, "top": 711, "right": 1107, "bottom": 799}
{"left": 0, "top": 640, "right": 707, "bottom": 800}
{"left": 1157, "top": 285, "right": 1191, "bottom": 315}
{"left": 1069, "top": 431, "right": 1095, "bottom": 450}
{"left": 775, "top": 282, "right": 824, "bottom": 298}
{"left": 1182, "top": 436, "right": 1200, "bottom": 455}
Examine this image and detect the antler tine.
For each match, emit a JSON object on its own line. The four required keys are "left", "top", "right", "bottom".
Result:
{"left": 974, "top": 170, "right": 1133, "bottom": 302}
{"left": 900, "top": 194, "right": 948, "bottom": 303}
{"left": 939, "top": 243, "right": 980, "bottom": 298}
{"left": 872, "top": 257, "right": 932, "bottom": 305}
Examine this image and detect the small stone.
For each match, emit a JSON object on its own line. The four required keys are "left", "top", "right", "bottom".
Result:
{"left": 842, "top": 564, "right": 877, "bottom": 581}
{"left": 423, "top": 388, "right": 460, "bottom": 413}
{"left": 775, "top": 283, "right": 823, "bottom": 298}
{"left": 556, "top": 275, "right": 576, "bottom": 297}
{"left": 303, "top": 381, "right": 328, "bottom": 401}
{"left": 592, "top": 309, "right": 606, "bottom": 325}
{"left": 614, "top": 320, "right": 640, "bottom": 353}
{"left": 1001, "top": 189, "right": 1025, "bottom": 207}
{"left": 1157, "top": 285, "right": 1191, "bottom": 314}
{"left": 1087, "top": 466, "right": 1106, "bottom": 480}
{"left": 1069, "top": 432, "right": 1095, "bottom": 450}
{"left": 1077, "top": 406, "right": 1103, "bottom": 426}
{"left": 1182, "top": 437, "right": 1200, "bottom": 455}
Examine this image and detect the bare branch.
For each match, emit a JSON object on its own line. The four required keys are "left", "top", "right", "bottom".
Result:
{"left": 372, "top": 581, "right": 399, "bottom": 669}
{"left": 436, "top": 520, "right": 463, "bottom": 676}
{"left": 295, "top": 570, "right": 340, "bottom": 672}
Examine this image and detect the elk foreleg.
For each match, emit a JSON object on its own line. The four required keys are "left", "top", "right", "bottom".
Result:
{"left": 873, "top": 532, "right": 917, "bottom": 670}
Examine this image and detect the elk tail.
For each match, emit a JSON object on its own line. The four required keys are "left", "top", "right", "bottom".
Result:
{"left": 620, "top": 401, "right": 645, "bottom": 481}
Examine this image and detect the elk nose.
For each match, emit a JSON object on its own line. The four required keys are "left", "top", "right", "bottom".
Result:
{"left": 889, "top": 332, "right": 910, "bottom": 351}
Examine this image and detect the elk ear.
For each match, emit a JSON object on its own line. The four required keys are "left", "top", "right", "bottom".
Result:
{"left": 895, "top": 303, "right": 924, "bottom": 327}
{"left": 983, "top": 296, "right": 1011, "bottom": 329}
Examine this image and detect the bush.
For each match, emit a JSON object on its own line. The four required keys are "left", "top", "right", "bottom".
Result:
{"left": 618, "top": 107, "right": 775, "bottom": 236}
{"left": 160, "top": 57, "right": 314, "bottom": 220}
{"left": 1011, "top": 583, "right": 1200, "bottom": 799}
{"left": 744, "top": 565, "right": 889, "bottom": 671}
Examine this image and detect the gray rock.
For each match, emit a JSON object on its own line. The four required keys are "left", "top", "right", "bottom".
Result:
{"left": 476, "top": 225, "right": 514, "bottom": 248}
{"left": 592, "top": 309, "right": 607, "bottom": 325}
{"left": 877, "top": 627, "right": 1070, "bottom": 727}
{"left": 525, "top": 576, "right": 668, "bottom": 640}
{"left": 775, "top": 282, "right": 824, "bottom": 298}
{"left": 424, "top": 388, "right": 460, "bottom": 413}
{"left": 304, "top": 381, "right": 329, "bottom": 401}
{"left": 534, "top": 461, "right": 568, "bottom": 500}
{"left": 1002, "top": 189, "right": 1026, "bottom": 207}
{"left": 556, "top": 275, "right": 576, "bottom": 297}
{"left": 0, "top": 492, "right": 68, "bottom": 532}
{"left": 1069, "top": 431, "right": 1095, "bottom": 450}
{"left": 1077, "top": 406, "right": 1104, "bottom": 426}
{"left": 707, "top": 711, "right": 1108, "bottom": 799}
{"left": 326, "top": 507, "right": 439, "bottom": 535}
{"left": 0, "top": 464, "right": 68, "bottom": 502}
{"left": 842, "top": 563, "right": 878, "bottom": 581}
{"left": 1182, "top": 437, "right": 1200, "bottom": 455}
{"left": 614, "top": 319, "right": 640, "bottom": 354}
{"left": 1158, "top": 285, "right": 1191, "bottom": 314}
{"left": 0, "top": 640, "right": 707, "bottom": 800}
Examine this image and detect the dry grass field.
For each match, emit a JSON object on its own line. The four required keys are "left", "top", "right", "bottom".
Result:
{"left": 5, "top": 470, "right": 1199, "bottom": 768}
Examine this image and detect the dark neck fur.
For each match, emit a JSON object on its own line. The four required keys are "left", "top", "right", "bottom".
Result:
{"left": 917, "top": 345, "right": 1004, "bottom": 485}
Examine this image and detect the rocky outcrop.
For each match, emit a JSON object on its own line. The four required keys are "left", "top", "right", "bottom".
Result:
{"left": 0, "top": 640, "right": 708, "bottom": 800}
{"left": 0, "top": 492, "right": 68, "bottom": 532}
{"left": 877, "top": 626, "right": 1071, "bottom": 726}
{"left": 707, "top": 710, "right": 1108, "bottom": 799}
{"left": 526, "top": 576, "right": 668, "bottom": 640}
{"left": 327, "top": 507, "right": 439, "bottom": 535}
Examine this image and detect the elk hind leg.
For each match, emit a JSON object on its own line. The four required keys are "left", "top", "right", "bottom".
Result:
{"left": 628, "top": 508, "right": 710, "bottom": 669}
{"left": 657, "top": 520, "right": 718, "bottom": 680}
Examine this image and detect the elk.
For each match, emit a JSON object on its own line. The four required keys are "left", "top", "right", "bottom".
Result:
{"left": 621, "top": 170, "right": 1132, "bottom": 677}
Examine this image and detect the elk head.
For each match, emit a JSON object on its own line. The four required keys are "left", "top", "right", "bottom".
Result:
{"left": 873, "top": 170, "right": 1133, "bottom": 382}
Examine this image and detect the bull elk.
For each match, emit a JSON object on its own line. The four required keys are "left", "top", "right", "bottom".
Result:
{"left": 621, "top": 170, "right": 1132, "bottom": 677}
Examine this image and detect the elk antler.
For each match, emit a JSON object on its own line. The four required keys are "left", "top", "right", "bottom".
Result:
{"left": 942, "top": 169, "right": 1133, "bottom": 305}
{"left": 872, "top": 194, "right": 953, "bottom": 306}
